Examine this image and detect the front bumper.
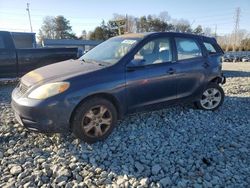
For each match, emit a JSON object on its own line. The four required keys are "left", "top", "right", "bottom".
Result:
{"left": 11, "top": 88, "right": 73, "bottom": 133}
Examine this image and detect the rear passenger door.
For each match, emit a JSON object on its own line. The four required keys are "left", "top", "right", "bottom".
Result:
{"left": 173, "top": 37, "right": 208, "bottom": 99}
{"left": 203, "top": 39, "right": 224, "bottom": 75}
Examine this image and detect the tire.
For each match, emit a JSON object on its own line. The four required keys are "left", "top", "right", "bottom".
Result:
{"left": 71, "top": 97, "right": 118, "bottom": 143}
{"left": 195, "top": 83, "right": 224, "bottom": 111}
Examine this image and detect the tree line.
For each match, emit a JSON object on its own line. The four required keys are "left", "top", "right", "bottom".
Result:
{"left": 88, "top": 13, "right": 210, "bottom": 40}
{"left": 38, "top": 12, "right": 250, "bottom": 51}
{"left": 38, "top": 16, "right": 77, "bottom": 42}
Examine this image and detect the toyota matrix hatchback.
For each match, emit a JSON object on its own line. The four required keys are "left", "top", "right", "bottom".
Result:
{"left": 12, "top": 32, "right": 226, "bottom": 143}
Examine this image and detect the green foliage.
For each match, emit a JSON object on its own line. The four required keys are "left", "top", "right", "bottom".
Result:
{"left": 137, "top": 15, "right": 170, "bottom": 32}
{"left": 54, "top": 16, "right": 77, "bottom": 39}
{"left": 89, "top": 13, "right": 197, "bottom": 40}
{"left": 193, "top": 25, "right": 203, "bottom": 34}
{"left": 89, "top": 27, "right": 106, "bottom": 40}
{"left": 38, "top": 15, "right": 76, "bottom": 43}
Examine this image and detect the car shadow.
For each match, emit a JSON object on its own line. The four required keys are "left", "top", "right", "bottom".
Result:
{"left": 222, "top": 70, "right": 250, "bottom": 78}
{"left": 53, "top": 95, "right": 250, "bottom": 185}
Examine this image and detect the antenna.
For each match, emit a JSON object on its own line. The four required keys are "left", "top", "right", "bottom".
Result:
{"left": 26, "top": 3, "right": 33, "bottom": 32}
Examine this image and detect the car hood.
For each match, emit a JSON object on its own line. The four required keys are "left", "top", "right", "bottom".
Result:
{"left": 21, "top": 59, "right": 104, "bottom": 87}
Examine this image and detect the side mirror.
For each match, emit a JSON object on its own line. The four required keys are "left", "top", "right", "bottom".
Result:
{"left": 127, "top": 59, "right": 146, "bottom": 71}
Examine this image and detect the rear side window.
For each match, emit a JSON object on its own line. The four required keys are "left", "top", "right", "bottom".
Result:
{"left": 0, "top": 36, "right": 5, "bottom": 49}
{"left": 203, "top": 42, "right": 217, "bottom": 54}
{"left": 175, "top": 38, "right": 202, "bottom": 60}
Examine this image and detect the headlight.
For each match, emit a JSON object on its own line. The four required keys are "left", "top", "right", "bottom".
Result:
{"left": 28, "top": 82, "right": 70, "bottom": 99}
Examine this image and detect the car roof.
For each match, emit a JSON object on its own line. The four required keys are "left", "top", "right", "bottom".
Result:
{"left": 118, "top": 32, "right": 216, "bottom": 42}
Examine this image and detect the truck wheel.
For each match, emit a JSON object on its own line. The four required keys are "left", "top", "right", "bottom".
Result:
{"left": 195, "top": 83, "right": 224, "bottom": 111}
{"left": 71, "top": 98, "right": 117, "bottom": 143}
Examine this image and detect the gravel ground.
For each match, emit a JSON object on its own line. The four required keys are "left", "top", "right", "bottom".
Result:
{"left": 0, "top": 62, "right": 250, "bottom": 188}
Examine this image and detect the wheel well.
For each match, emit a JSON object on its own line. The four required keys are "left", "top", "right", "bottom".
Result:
{"left": 209, "top": 77, "right": 221, "bottom": 84}
{"left": 69, "top": 93, "right": 122, "bottom": 129}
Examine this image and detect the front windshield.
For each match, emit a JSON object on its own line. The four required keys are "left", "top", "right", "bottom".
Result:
{"left": 80, "top": 37, "right": 141, "bottom": 65}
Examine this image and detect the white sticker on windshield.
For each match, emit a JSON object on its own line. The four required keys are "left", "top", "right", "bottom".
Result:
{"left": 122, "top": 40, "right": 136, "bottom": 45}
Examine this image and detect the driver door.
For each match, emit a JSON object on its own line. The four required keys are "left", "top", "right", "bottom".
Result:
{"left": 125, "top": 37, "right": 179, "bottom": 112}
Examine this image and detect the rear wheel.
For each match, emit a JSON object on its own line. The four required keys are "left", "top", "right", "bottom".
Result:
{"left": 71, "top": 98, "right": 117, "bottom": 143}
{"left": 195, "top": 83, "right": 224, "bottom": 111}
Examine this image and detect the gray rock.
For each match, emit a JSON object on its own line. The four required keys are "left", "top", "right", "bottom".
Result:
{"left": 55, "top": 176, "right": 68, "bottom": 183}
{"left": 203, "top": 181, "right": 213, "bottom": 188}
{"left": 117, "top": 176, "right": 125, "bottom": 185}
{"left": 193, "top": 183, "right": 203, "bottom": 188}
{"left": 211, "top": 176, "right": 220, "bottom": 185}
{"left": 177, "top": 179, "right": 188, "bottom": 187}
{"left": 160, "top": 177, "right": 171, "bottom": 187}
{"left": 140, "top": 177, "right": 149, "bottom": 187}
{"left": 58, "top": 181, "right": 67, "bottom": 187}
{"left": 10, "top": 165, "right": 22, "bottom": 175}
{"left": 0, "top": 151, "right": 4, "bottom": 158}
{"left": 7, "top": 148, "right": 14, "bottom": 155}
{"left": 135, "top": 162, "right": 144, "bottom": 172}
{"left": 17, "top": 171, "right": 28, "bottom": 180}
{"left": 152, "top": 164, "right": 161, "bottom": 175}
{"left": 37, "top": 158, "right": 46, "bottom": 164}
{"left": 23, "top": 182, "right": 31, "bottom": 188}
{"left": 75, "top": 174, "right": 83, "bottom": 182}
{"left": 65, "top": 182, "right": 73, "bottom": 188}
{"left": 57, "top": 167, "right": 71, "bottom": 177}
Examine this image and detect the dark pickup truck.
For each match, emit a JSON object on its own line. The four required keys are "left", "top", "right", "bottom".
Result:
{"left": 0, "top": 31, "right": 78, "bottom": 79}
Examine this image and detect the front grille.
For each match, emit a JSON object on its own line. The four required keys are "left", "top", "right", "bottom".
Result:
{"left": 19, "top": 83, "right": 28, "bottom": 94}
{"left": 17, "top": 82, "right": 29, "bottom": 96}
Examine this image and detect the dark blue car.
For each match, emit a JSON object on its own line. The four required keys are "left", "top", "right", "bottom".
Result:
{"left": 12, "top": 32, "right": 225, "bottom": 143}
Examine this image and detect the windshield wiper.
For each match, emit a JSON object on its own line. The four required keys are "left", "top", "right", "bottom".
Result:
{"left": 84, "top": 59, "right": 107, "bottom": 66}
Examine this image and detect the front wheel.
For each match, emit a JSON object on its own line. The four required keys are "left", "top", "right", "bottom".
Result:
{"left": 71, "top": 98, "right": 118, "bottom": 143}
{"left": 195, "top": 83, "right": 224, "bottom": 111}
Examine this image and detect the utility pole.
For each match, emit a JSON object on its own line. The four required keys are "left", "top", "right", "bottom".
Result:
{"left": 233, "top": 7, "right": 240, "bottom": 51}
{"left": 26, "top": 3, "right": 33, "bottom": 32}
{"left": 125, "top": 14, "right": 128, "bottom": 33}
{"left": 110, "top": 19, "right": 126, "bottom": 35}
{"left": 214, "top": 24, "right": 217, "bottom": 39}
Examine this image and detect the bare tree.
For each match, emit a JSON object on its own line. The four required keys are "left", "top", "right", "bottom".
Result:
{"left": 203, "top": 27, "right": 212, "bottom": 37}
{"left": 158, "top": 11, "right": 171, "bottom": 23}
{"left": 38, "top": 15, "right": 76, "bottom": 43}
{"left": 38, "top": 16, "right": 56, "bottom": 43}
{"left": 172, "top": 19, "right": 192, "bottom": 33}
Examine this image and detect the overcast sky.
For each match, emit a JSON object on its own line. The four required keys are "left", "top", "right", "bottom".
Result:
{"left": 0, "top": 0, "right": 250, "bottom": 36}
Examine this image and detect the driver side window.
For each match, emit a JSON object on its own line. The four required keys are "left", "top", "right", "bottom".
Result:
{"left": 134, "top": 38, "right": 172, "bottom": 66}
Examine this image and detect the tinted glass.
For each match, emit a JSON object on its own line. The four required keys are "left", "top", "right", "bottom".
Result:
{"left": 175, "top": 38, "right": 202, "bottom": 60}
{"left": 204, "top": 42, "right": 217, "bottom": 54}
{"left": 0, "top": 36, "right": 5, "bottom": 49}
{"left": 81, "top": 37, "right": 140, "bottom": 65}
{"left": 134, "top": 38, "right": 172, "bottom": 65}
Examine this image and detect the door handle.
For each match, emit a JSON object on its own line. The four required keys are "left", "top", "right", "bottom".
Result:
{"left": 203, "top": 62, "right": 209, "bottom": 68}
{"left": 167, "top": 68, "right": 175, "bottom": 74}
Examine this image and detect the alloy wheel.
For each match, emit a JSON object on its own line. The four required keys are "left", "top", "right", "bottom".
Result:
{"left": 81, "top": 105, "right": 112, "bottom": 138}
{"left": 200, "top": 88, "right": 222, "bottom": 110}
